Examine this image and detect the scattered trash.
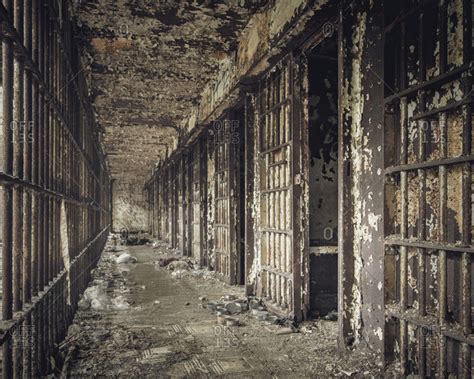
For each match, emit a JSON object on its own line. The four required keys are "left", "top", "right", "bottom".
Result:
{"left": 123, "top": 235, "right": 151, "bottom": 246}
{"left": 167, "top": 260, "right": 192, "bottom": 272}
{"left": 323, "top": 310, "right": 338, "bottom": 321}
{"left": 115, "top": 253, "right": 137, "bottom": 264}
{"left": 111, "top": 295, "right": 130, "bottom": 310}
{"left": 225, "top": 317, "right": 239, "bottom": 327}
{"left": 275, "top": 327, "right": 294, "bottom": 335}
{"left": 157, "top": 257, "right": 178, "bottom": 267}
{"left": 63, "top": 236, "right": 385, "bottom": 378}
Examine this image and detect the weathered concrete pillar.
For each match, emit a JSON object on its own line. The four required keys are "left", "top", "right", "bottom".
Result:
{"left": 338, "top": 0, "right": 385, "bottom": 358}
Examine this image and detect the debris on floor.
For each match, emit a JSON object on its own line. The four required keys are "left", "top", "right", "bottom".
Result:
{"left": 61, "top": 237, "right": 388, "bottom": 377}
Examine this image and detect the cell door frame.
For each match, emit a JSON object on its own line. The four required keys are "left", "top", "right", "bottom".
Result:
{"left": 213, "top": 111, "right": 240, "bottom": 284}
{"left": 255, "top": 53, "right": 308, "bottom": 321}
{"left": 189, "top": 138, "right": 205, "bottom": 263}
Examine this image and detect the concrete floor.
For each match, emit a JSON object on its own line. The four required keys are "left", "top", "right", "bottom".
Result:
{"left": 63, "top": 240, "right": 384, "bottom": 378}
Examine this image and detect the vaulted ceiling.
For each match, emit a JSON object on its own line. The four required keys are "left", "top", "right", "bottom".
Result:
{"left": 73, "top": 0, "right": 262, "bottom": 180}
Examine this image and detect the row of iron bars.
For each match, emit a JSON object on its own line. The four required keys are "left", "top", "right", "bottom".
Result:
{"left": 0, "top": 1, "right": 111, "bottom": 377}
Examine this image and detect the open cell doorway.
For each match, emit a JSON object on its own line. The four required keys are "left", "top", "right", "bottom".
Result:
{"left": 307, "top": 34, "right": 338, "bottom": 319}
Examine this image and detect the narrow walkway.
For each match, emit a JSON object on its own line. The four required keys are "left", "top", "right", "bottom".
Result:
{"left": 62, "top": 238, "right": 383, "bottom": 378}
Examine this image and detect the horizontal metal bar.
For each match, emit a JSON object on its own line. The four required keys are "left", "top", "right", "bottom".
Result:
{"left": 260, "top": 227, "right": 292, "bottom": 234}
{"left": 411, "top": 97, "right": 473, "bottom": 121}
{"left": 258, "top": 97, "right": 291, "bottom": 118}
{"left": 385, "top": 155, "right": 474, "bottom": 174}
{"left": 260, "top": 142, "right": 291, "bottom": 156}
{"left": 384, "top": 64, "right": 471, "bottom": 104}
{"left": 259, "top": 186, "right": 292, "bottom": 194}
{"left": 386, "top": 306, "right": 474, "bottom": 345}
{"left": 268, "top": 159, "right": 288, "bottom": 168}
{"left": 385, "top": 237, "right": 474, "bottom": 253}
{"left": 261, "top": 265, "right": 292, "bottom": 279}
{"left": 0, "top": 172, "right": 106, "bottom": 211}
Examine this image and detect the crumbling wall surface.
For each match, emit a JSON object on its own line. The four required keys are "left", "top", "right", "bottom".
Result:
{"left": 113, "top": 178, "right": 147, "bottom": 232}
{"left": 308, "top": 57, "right": 338, "bottom": 245}
{"left": 73, "top": 0, "right": 262, "bottom": 198}
{"left": 339, "top": 0, "right": 385, "bottom": 357}
{"left": 196, "top": 0, "right": 332, "bottom": 127}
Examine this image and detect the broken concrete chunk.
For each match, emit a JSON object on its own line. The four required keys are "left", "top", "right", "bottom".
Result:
{"left": 251, "top": 307, "right": 265, "bottom": 315}
{"left": 225, "top": 301, "right": 243, "bottom": 315}
{"left": 253, "top": 310, "right": 268, "bottom": 321}
{"left": 249, "top": 299, "right": 260, "bottom": 310}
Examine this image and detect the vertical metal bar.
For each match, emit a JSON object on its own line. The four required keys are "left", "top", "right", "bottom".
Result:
{"left": 399, "top": 13, "right": 408, "bottom": 375}
{"left": 31, "top": 0, "right": 39, "bottom": 301}
{"left": 13, "top": 0, "right": 25, "bottom": 315}
{"left": 438, "top": 0, "right": 447, "bottom": 75}
{"left": 438, "top": 112, "right": 448, "bottom": 332}
{"left": 417, "top": 4, "right": 426, "bottom": 316}
{"left": 245, "top": 94, "right": 255, "bottom": 295}
{"left": 2, "top": 0, "right": 15, "bottom": 376}
{"left": 22, "top": 0, "right": 32, "bottom": 308}
{"left": 229, "top": 113, "right": 237, "bottom": 284}
{"left": 400, "top": 99, "right": 408, "bottom": 311}
{"left": 2, "top": 0, "right": 14, "bottom": 320}
{"left": 460, "top": 0, "right": 472, "bottom": 341}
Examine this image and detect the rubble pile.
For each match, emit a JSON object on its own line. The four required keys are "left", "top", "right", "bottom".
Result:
{"left": 198, "top": 293, "right": 299, "bottom": 334}
{"left": 153, "top": 249, "right": 217, "bottom": 281}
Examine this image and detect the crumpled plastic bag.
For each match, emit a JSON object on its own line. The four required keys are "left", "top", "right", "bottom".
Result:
{"left": 115, "top": 253, "right": 137, "bottom": 264}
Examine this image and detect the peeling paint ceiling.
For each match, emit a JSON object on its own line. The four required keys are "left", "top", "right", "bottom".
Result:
{"left": 72, "top": 0, "right": 263, "bottom": 179}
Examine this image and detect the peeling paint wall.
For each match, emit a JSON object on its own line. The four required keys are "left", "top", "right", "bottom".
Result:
{"left": 308, "top": 55, "right": 338, "bottom": 245}
{"left": 112, "top": 178, "right": 147, "bottom": 232}
{"left": 339, "top": 0, "right": 385, "bottom": 355}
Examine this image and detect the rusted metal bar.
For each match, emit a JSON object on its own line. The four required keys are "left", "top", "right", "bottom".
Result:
{"left": 0, "top": 2, "right": 111, "bottom": 375}
{"left": 31, "top": 0, "right": 39, "bottom": 301}
{"left": 384, "top": 64, "right": 471, "bottom": 104}
{"left": 13, "top": 0, "right": 25, "bottom": 315}
{"left": 0, "top": 3, "right": 102, "bottom": 186}
{"left": 2, "top": 0, "right": 15, "bottom": 322}
{"left": 417, "top": 9, "right": 427, "bottom": 375}
{"left": 385, "top": 155, "right": 474, "bottom": 174}
{"left": 398, "top": 12, "right": 409, "bottom": 375}
{"left": 460, "top": 0, "right": 472, "bottom": 349}
{"left": 22, "top": 0, "right": 32, "bottom": 308}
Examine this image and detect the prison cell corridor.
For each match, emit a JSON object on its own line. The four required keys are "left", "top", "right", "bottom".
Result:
{"left": 0, "top": 0, "right": 473, "bottom": 377}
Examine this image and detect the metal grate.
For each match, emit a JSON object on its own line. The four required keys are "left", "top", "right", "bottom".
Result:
{"left": 0, "top": 1, "right": 111, "bottom": 376}
{"left": 384, "top": 0, "right": 473, "bottom": 375}
{"left": 213, "top": 114, "right": 238, "bottom": 283}
{"left": 256, "top": 57, "right": 296, "bottom": 317}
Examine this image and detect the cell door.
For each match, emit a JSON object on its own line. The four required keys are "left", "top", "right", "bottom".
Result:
{"left": 256, "top": 55, "right": 307, "bottom": 321}
{"left": 190, "top": 141, "right": 202, "bottom": 262}
{"left": 213, "top": 114, "right": 240, "bottom": 284}
{"left": 383, "top": 0, "right": 473, "bottom": 376}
